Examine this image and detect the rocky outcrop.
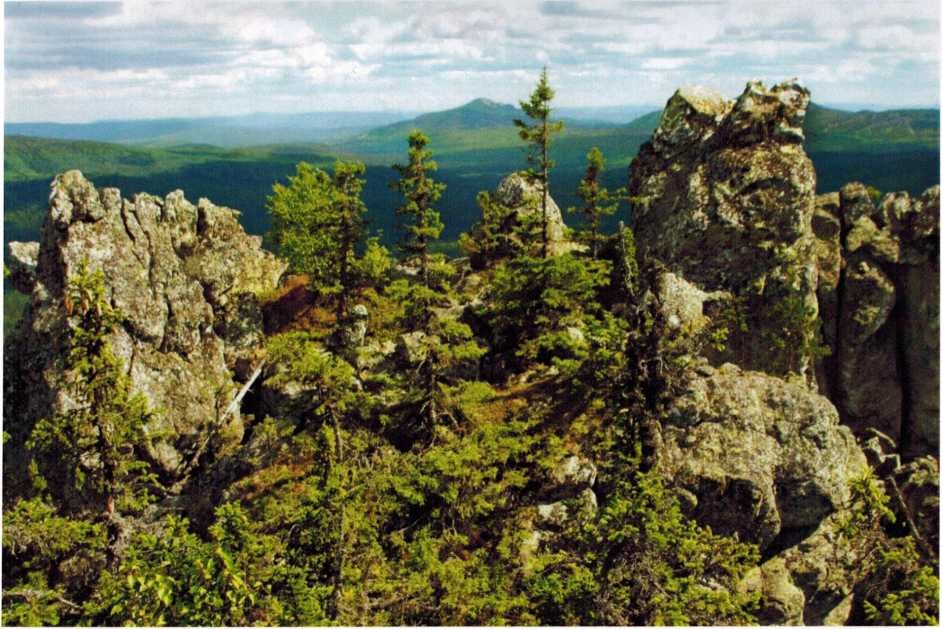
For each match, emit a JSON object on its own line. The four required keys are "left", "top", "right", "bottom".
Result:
{"left": 5, "top": 171, "right": 286, "bottom": 481}
{"left": 466, "top": 172, "right": 581, "bottom": 267}
{"left": 657, "top": 362, "right": 868, "bottom": 551}
{"left": 631, "top": 78, "right": 936, "bottom": 624}
{"left": 630, "top": 79, "right": 819, "bottom": 378}
{"left": 812, "top": 183, "right": 939, "bottom": 456}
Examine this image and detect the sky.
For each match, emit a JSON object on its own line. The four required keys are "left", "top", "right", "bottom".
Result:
{"left": 4, "top": 0, "right": 940, "bottom": 122}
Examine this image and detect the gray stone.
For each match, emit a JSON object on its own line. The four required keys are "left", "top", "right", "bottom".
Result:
{"left": 739, "top": 557, "right": 806, "bottom": 625}
{"left": 551, "top": 454, "right": 597, "bottom": 487}
{"left": 7, "top": 241, "right": 40, "bottom": 294}
{"left": 397, "top": 330, "right": 430, "bottom": 365}
{"left": 629, "top": 79, "right": 819, "bottom": 378}
{"left": 5, "top": 171, "right": 286, "bottom": 481}
{"left": 816, "top": 183, "right": 939, "bottom": 456}
{"left": 657, "top": 363, "right": 868, "bottom": 550}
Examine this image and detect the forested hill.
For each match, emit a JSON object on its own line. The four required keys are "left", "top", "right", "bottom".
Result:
{"left": 4, "top": 99, "right": 939, "bottom": 250}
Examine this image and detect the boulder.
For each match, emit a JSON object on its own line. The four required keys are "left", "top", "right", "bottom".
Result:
{"left": 657, "top": 363, "right": 868, "bottom": 550}
{"left": 343, "top": 303, "right": 370, "bottom": 347}
{"left": 397, "top": 330, "right": 430, "bottom": 365}
{"left": 465, "top": 172, "right": 583, "bottom": 264}
{"left": 551, "top": 454, "right": 597, "bottom": 488}
{"left": 494, "top": 173, "right": 568, "bottom": 245}
{"left": 629, "top": 80, "right": 819, "bottom": 378}
{"left": 4, "top": 171, "right": 286, "bottom": 481}
{"left": 535, "top": 488, "right": 597, "bottom": 529}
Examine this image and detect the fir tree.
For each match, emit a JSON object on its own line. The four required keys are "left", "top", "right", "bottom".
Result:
{"left": 391, "top": 130, "right": 446, "bottom": 289}
{"left": 267, "top": 160, "right": 368, "bottom": 324}
{"left": 459, "top": 191, "right": 520, "bottom": 269}
{"left": 390, "top": 132, "right": 484, "bottom": 432}
{"left": 515, "top": 67, "right": 564, "bottom": 259}
{"left": 332, "top": 160, "right": 369, "bottom": 324}
{"left": 571, "top": 147, "right": 623, "bottom": 258}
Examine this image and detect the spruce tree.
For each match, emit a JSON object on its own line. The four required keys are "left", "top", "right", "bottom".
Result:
{"left": 331, "top": 160, "right": 368, "bottom": 324}
{"left": 515, "top": 67, "right": 564, "bottom": 259}
{"left": 267, "top": 159, "right": 368, "bottom": 325}
{"left": 390, "top": 132, "right": 483, "bottom": 431}
{"left": 571, "top": 147, "right": 623, "bottom": 258}
{"left": 391, "top": 130, "right": 446, "bottom": 290}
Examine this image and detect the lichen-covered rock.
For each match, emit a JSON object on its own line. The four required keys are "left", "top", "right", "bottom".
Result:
{"left": 491, "top": 172, "right": 583, "bottom": 258}
{"left": 397, "top": 330, "right": 430, "bottom": 365}
{"left": 814, "top": 183, "right": 939, "bottom": 456}
{"left": 739, "top": 557, "right": 805, "bottom": 625}
{"left": 629, "top": 79, "right": 819, "bottom": 378}
{"left": 811, "top": 193, "right": 842, "bottom": 393}
{"left": 535, "top": 488, "right": 597, "bottom": 529}
{"left": 656, "top": 271, "right": 731, "bottom": 333}
{"left": 494, "top": 173, "right": 567, "bottom": 243}
{"left": 657, "top": 363, "right": 868, "bottom": 550}
{"left": 551, "top": 455, "right": 597, "bottom": 488}
{"left": 5, "top": 171, "right": 286, "bottom": 480}
{"left": 6, "top": 241, "right": 40, "bottom": 293}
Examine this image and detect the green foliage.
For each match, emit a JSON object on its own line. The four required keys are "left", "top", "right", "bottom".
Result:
{"left": 569, "top": 147, "right": 624, "bottom": 258}
{"left": 266, "top": 331, "right": 361, "bottom": 429}
{"left": 485, "top": 253, "right": 610, "bottom": 369}
{"left": 87, "top": 504, "right": 295, "bottom": 626}
{"left": 267, "top": 160, "right": 369, "bottom": 321}
{"left": 526, "top": 467, "right": 759, "bottom": 625}
{"left": 458, "top": 190, "right": 522, "bottom": 268}
{"left": 391, "top": 130, "right": 447, "bottom": 285}
{"left": 387, "top": 131, "right": 486, "bottom": 431}
{"left": 355, "top": 236, "right": 394, "bottom": 288}
{"left": 834, "top": 471, "right": 939, "bottom": 625}
{"left": 2, "top": 497, "right": 106, "bottom": 625}
{"left": 26, "top": 262, "right": 158, "bottom": 515}
{"left": 862, "top": 537, "right": 939, "bottom": 625}
{"left": 515, "top": 68, "right": 565, "bottom": 257}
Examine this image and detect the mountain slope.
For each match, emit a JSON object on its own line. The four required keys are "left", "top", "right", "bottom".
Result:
{"left": 804, "top": 103, "right": 940, "bottom": 151}
{"left": 5, "top": 110, "right": 419, "bottom": 148}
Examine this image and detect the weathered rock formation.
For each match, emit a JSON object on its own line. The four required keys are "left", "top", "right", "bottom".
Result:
{"left": 630, "top": 79, "right": 819, "bottom": 378}
{"left": 5, "top": 171, "right": 286, "bottom": 483}
{"left": 656, "top": 362, "right": 868, "bottom": 552}
{"left": 630, "top": 80, "right": 901, "bottom": 625}
{"left": 813, "top": 183, "right": 940, "bottom": 456}
{"left": 466, "top": 172, "right": 581, "bottom": 267}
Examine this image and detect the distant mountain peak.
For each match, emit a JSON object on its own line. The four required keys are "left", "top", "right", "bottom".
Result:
{"left": 464, "top": 97, "right": 511, "bottom": 109}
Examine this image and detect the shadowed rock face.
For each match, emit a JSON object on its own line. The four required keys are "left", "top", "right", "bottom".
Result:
{"left": 657, "top": 362, "right": 867, "bottom": 552}
{"left": 630, "top": 79, "right": 819, "bottom": 378}
{"left": 5, "top": 171, "right": 286, "bottom": 483}
{"left": 812, "top": 183, "right": 940, "bottom": 456}
{"left": 632, "top": 80, "right": 885, "bottom": 625}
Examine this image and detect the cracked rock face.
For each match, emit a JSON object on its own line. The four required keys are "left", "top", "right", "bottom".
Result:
{"left": 812, "top": 183, "right": 940, "bottom": 456}
{"left": 6, "top": 171, "right": 286, "bottom": 480}
{"left": 656, "top": 363, "right": 868, "bottom": 551}
{"left": 630, "top": 79, "right": 818, "bottom": 378}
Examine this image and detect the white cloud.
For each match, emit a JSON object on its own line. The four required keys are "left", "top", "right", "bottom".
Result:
{"left": 4, "top": 0, "right": 939, "bottom": 121}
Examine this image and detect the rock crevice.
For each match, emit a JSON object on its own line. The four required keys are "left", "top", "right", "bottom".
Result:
{"left": 6, "top": 171, "right": 287, "bottom": 481}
